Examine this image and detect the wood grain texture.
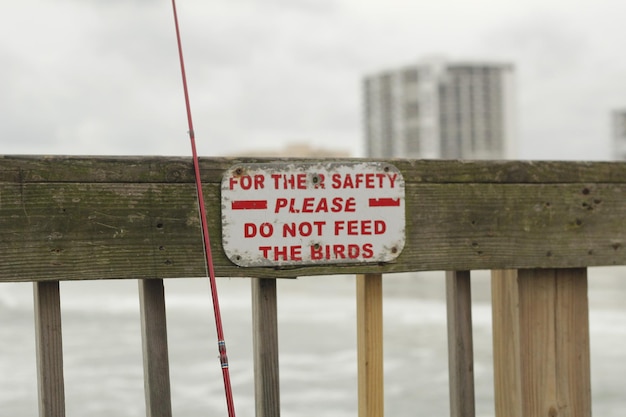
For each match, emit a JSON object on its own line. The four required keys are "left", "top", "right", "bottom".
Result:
{"left": 34, "top": 281, "right": 66, "bottom": 417}
{"left": 491, "top": 270, "right": 522, "bottom": 417}
{"left": 446, "top": 271, "right": 475, "bottom": 417}
{"left": 357, "top": 273, "right": 383, "bottom": 417}
{"left": 492, "top": 269, "right": 591, "bottom": 417}
{"left": 251, "top": 278, "right": 281, "bottom": 417}
{"left": 1, "top": 156, "right": 625, "bottom": 281}
{"left": 553, "top": 269, "right": 592, "bottom": 416}
{"left": 139, "top": 279, "right": 173, "bottom": 417}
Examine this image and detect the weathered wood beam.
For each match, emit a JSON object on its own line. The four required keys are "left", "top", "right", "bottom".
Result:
{"left": 357, "top": 273, "right": 384, "bottom": 417}
{"left": 139, "top": 278, "right": 173, "bottom": 417}
{"left": 251, "top": 278, "right": 281, "bottom": 417}
{"left": 446, "top": 270, "right": 475, "bottom": 417}
{"left": 2, "top": 156, "right": 626, "bottom": 281}
{"left": 491, "top": 268, "right": 591, "bottom": 417}
{"left": 34, "top": 281, "right": 66, "bottom": 417}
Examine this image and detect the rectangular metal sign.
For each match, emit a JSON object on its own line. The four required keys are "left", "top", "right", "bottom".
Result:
{"left": 221, "top": 162, "right": 405, "bottom": 267}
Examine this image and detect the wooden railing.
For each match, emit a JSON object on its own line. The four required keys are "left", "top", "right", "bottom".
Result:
{"left": 2, "top": 155, "right": 625, "bottom": 417}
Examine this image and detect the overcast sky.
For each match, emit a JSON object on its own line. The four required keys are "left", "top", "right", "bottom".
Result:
{"left": 1, "top": 0, "right": 625, "bottom": 160}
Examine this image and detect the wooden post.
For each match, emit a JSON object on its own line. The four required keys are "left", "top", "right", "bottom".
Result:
{"left": 446, "top": 271, "right": 475, "bottom": 417}
{"left": 139, "top": 279, "right": 173, "bottom": 417}
{"left": 34, "top": 281, "right": 66, "bottom": 417}
{"left": 491, "top": 269, "right": 522, "bottom": 417}
{"left": 357, "top": 273, "right": 383, "bottom": 417}
{"left": 491, "top": 269, "right": 591, "bottom": 417}
{"left": 252, "top": 278, "right": 280, "bottom": 417}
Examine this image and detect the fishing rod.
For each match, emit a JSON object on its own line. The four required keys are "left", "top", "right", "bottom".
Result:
{"left": 170, "top": 1, "right": 236, "bottom": 416}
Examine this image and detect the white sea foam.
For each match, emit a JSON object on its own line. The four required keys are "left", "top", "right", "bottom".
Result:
{"left": 2, "top": 267, "right": 626, "bottom": 416}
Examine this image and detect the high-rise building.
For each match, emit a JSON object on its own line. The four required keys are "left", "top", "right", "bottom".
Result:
{"left": 363, "top": 58, "right": 516, "bottom": 159}
{"left": 612, "top": 110, "right": 626, "bottom": 161}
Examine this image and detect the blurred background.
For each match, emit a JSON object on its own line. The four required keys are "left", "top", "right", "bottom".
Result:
{"left": 2, "top": 0, "right": 626, "bottom": 160}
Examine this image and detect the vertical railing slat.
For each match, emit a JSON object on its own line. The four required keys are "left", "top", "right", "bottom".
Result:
{"left": 492, "top": 268, "right": 591, "bottom": 417}
{"left": 491, "top": 269, "right": 522, "bottom": 417}
{"left": 445, "top": 270, "right": 475, "bottom": 417}
{"left": 252, "top": 278, "right": 281, "bottom": 417}
{"left": 139, "top": 279, "right": 173, "bottom": 417}
{"left": 33, "top": 281, "right": 66, "bottom": 417}
{"left": 357, "top": 273, "right": 384, "bottom": 417}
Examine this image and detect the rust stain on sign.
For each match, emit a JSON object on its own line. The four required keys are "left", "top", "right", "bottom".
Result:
{"left": 221, "top": 162, "right": 406, "bottom": 267}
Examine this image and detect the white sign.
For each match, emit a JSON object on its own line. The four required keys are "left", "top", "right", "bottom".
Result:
{"left": 221, "top": 162, "right": 405, "bottom": 267}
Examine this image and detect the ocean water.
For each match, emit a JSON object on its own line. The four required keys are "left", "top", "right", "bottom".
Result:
{"left": 1, "top": 267, "right": 626, "bottom": 416}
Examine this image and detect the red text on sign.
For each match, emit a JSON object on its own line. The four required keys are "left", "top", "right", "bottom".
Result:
{"left": 283, "top": 221, "right": 326, "bottom": 237}
{"left": 334, "top": 220, "right": 386, "bottom": 236}
{"left": 258, "top": 245, "right": 302, "bottom": 261}
{"left": 229, "top": 174, "right": 265, "bottom": 190}
{"left": 244, "top": 222, "right": 274, "bottom": 238}
{"left": 310, "top": 243, "right": 374, "bottom": 260}
{"left": 271, "top": 173, "right": 307, "bottom": 190}
{"left": 274, "top": 197, "right": 356, "bottom": 213}
{"left": 331, "top": 173, "right": 398, "bottom": 189}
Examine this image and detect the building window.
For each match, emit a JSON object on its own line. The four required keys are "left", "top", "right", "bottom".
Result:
{"left": 403, "top": 68, "right": 418, "bottom": 84}
{"left": 406, "top": 127, "right": 420, "bottom": 154}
